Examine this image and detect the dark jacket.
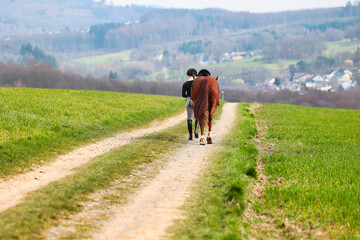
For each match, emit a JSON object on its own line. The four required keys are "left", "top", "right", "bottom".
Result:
{"left": 182, "top": 80, "right": 193, "bottom": 98}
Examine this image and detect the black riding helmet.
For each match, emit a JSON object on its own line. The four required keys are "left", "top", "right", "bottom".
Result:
{"left": 198, "top": 69, "right": 211, "bottom": 76}
{"left": 186, "top": 68, "right": 197, "bottom": 77}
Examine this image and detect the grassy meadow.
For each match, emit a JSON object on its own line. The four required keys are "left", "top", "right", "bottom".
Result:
{"left": 0, "top": 88, "right": 183, "bottom": 177}
{"left": 144, "top": 57, "right": 299, "bottom": 83}
{"left": 74, "top": 50, "right": 131, "bottom": 65}
{"left": 325, "top": 39, "right": 360, "bottom": 54}
{"left": 211, "top": 57, "right": 298, "bottom": 71}
{"left": 256, "top": 104, "right": 360, "bottom": 238}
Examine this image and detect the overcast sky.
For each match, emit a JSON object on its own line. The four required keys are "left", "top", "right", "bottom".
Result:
{"left": 103, "top": 0, "right": 351, "bottom": 13}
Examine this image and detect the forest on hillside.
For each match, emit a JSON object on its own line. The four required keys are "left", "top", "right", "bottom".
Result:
{"left": 1, "top": 1, "right": 360, "bottom": 94}
{"left": 3, "top": 3, "right": 360, "bottom": 54}
{"left": 0, "top": 0, "right": 151, "bottom": 38}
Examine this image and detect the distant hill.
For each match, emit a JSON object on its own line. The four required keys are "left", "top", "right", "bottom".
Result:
{"left": 0, "top": 0, "right": 152, "bottom": 38}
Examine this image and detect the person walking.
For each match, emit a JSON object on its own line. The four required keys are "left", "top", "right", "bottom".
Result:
{"left": 182, "top": 68, "right": 199, "bottom": 140}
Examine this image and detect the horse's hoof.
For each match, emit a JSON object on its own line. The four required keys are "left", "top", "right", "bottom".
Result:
{"left": 200, "top": 142, "right": 206, "bottom": 145}
{"left": 195, "top": 133, "right": 199, "bottom": 138}
{"left": 207, "top": 137, "right": 212, "bottom": 144}
{"left": 200, "top": 138, "right": 206, "bottom": 145}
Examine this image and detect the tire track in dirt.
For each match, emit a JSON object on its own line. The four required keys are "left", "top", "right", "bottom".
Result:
{"left": 0, "top": 111, "right": 187, "bottom": 213}
{"left": 90, "top": 103, "right": 238, "bottom": 240}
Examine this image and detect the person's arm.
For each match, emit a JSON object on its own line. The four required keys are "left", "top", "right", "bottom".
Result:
{"left": 182, "top": 84, "right": 187, "bottom": 98}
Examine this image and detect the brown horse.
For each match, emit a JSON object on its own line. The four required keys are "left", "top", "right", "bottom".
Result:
{"left": 191, "top": 76, "right": 220, "bottom": 145}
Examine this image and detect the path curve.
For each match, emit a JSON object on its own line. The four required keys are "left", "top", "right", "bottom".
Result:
{"left": 92, "top": 103, "right": 238, "bottom": 240}
{"left": 0, "top": 111, "right": 186, "bottom": 213}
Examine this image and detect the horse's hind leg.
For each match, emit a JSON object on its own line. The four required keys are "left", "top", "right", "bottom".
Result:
{"left": 194, "top": 119, "right": 199, "bottom": 138}
{"left": 207, "top": 102, "right": 218, "bottom": 144}
{"left": 199, "top": 117, "right": 206, "bottom": 145}
{"left": 200, "top": 135, "right": 206, "bottom": 145}
{"left": 207, "top": 113, "right": 213, "bottom": 144}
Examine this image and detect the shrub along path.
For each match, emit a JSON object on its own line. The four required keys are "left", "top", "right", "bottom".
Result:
{"left": 0, "top": 110, "right": 186, "bottom": 213}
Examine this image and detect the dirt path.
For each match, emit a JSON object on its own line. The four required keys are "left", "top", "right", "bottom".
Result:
{"left": 0, "top": 111, "right": 187, "bottom": 213}
{"left": 86, "top": 103, "right": 238, "bottom": 240}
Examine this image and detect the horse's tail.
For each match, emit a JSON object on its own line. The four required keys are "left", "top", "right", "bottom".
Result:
{"left": 194, "top": 78, "right": 209, "bottom": 120}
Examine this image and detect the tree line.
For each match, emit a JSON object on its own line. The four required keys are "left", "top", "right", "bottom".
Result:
{"left": 7, "top": 3, "right": 360, "bottom": 54}
{"left": 0, "top": 63, "right": 181, "bottom": 96}
{"left": 1, "top": 62, "right": 360, "bottom": 110}
{"left": 19, "top": 43, "right": 57, "bottom": 67}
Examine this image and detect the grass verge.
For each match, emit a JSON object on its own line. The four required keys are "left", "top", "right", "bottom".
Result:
{"left": 0, "top": 88, "right": 183, "bottom": 177}
{"left": 168, "top": 102, "right": 258, "bottom": 239}
{"left": 0, "top": 101, "right": 224, "bottom": 240}
{"left": 256, "top": 104, "right": 360, "bottom": 239}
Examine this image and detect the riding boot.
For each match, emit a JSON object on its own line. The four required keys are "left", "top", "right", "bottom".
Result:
{"left": 194, "top": 119, "right": 199, "bottom": 138}
{"left": 187, "top": 119, "right": 193, "bottom": 140}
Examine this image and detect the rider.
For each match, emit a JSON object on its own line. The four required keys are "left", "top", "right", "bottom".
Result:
{"left": 182, "top": 68, "right": 199, "bottom": 140}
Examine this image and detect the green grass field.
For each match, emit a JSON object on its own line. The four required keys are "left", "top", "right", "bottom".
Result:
{"left": 256, "top": 104, "right": 360, "bottom": 238}
{"left": 0, "top": 88, "right": 183, "bottom": 177}
{"left": 74, "top": 51, "right": 131, "bottom": 65}
{"left": 325, "top": 39, "right": 360, "bottom": 54}
{"left": 144, "top": 57, "right": 299, "bottom": 83}
{"left": 212, "top": 57, "right": 298, "bottom": 71}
